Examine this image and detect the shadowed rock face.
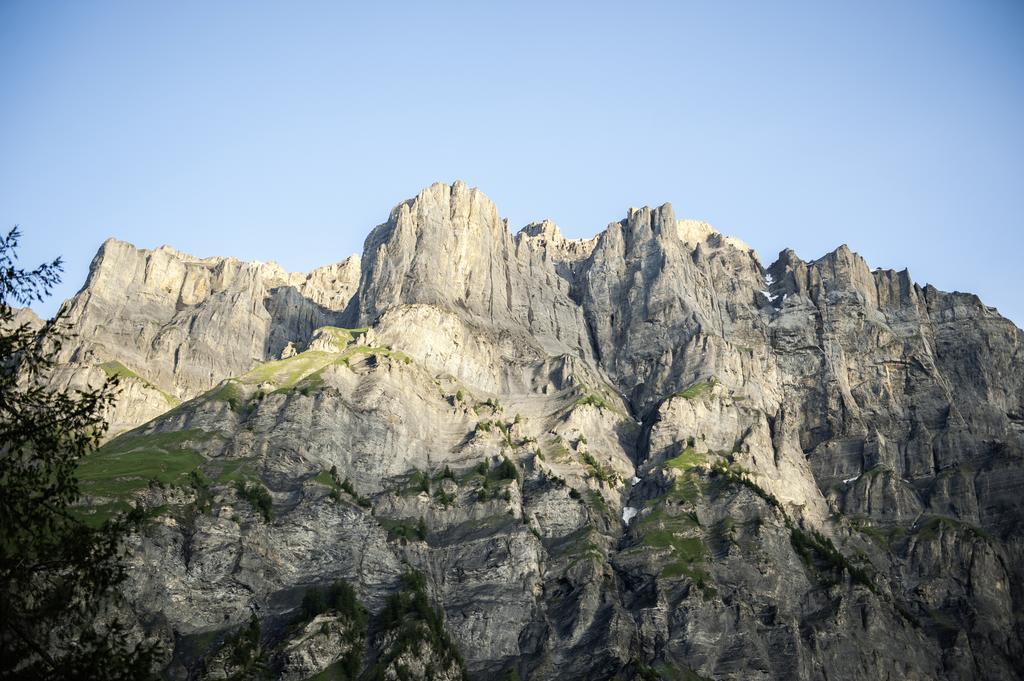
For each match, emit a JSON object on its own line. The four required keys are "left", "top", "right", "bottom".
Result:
{"left": 48, "top": 181, "right": 1024, "bottom": 680}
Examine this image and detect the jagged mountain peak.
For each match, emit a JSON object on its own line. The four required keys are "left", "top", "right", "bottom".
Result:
{"left": 381, "top": 179, "right": 500, "bottom": 235}
{"left": 518, "top": 218, "right": 562, "bottom": 239}
{"left": 36, "top": 182, "right": 1024, "bottom": 681}
{"left": 383, "top": 181, "right": 755, "bottom": 262}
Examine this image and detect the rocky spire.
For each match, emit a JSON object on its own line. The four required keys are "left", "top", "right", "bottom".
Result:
{"left": 356, "top": 180, "right": 594, "bottom": 359}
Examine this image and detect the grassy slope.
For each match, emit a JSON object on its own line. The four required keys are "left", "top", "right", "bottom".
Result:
{"left": 75, "top": 327, "right": 406, "bottom": 525}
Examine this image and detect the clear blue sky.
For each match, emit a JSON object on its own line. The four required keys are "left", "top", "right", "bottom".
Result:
{"left": 2, "top": 1, "right": 1022, "bottom": 325}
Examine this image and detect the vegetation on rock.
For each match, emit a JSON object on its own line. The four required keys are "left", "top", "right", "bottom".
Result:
{"left": 0, "top": 228, "right": 159, "bottom": 679}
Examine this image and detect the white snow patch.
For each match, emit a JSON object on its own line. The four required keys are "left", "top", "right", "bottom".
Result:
{"left": 842, "top": 474, "right": 861, "bottom": 484}
{"left": 765, "top": 273, "right": 775, "bottom": 287}
{"left": 622, "top": 506, "right": 639, "bottom": 524}
{"left": 761, "top": 279, "right": 782, "bottom": 303}
{"left": 631, "top": 476, "right": 641, "bottom": 486}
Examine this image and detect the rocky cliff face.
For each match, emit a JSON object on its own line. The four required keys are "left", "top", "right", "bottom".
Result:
{"left": 54, "top": 181, "right": 1024, "bottom": 680}
{"left": 48, "top": 239, "right": 360, "bottom": 437}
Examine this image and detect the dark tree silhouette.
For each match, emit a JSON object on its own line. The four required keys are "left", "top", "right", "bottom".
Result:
{"left": 0, "top": 227, "right": 159, "bottom": 679}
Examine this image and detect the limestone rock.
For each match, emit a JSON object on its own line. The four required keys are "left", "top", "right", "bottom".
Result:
{"left": 48, "top": 238, "right": 360, "bottom": 437}
{"left": 38, "top": 181, "right": 1024, "bottom": 680}
{"left": 357, "top": 181, "right": 594, "bottom": 360}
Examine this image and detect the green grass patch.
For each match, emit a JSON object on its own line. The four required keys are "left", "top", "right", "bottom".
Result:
{"left": 670, "top": 474, "right": 704, "bottom": 504}
{"left": 203, "top": 339, "right": 413, "bottom": 408}
{"left": 638, "top": 506, "right": 701, "bottom": 532}
{"left": 632, "top": 491, "right": 708, "bottom": 584}
{"left": 711, "top": 516, "right": 739, "bottom": 547}
{"left": 229, "top": 345, "right": 412, "bottom": 398}
{"left": 654, "top": 449, "right": 710, "bottom": 503}
{"left": 99, "top": 360, "right": 178, "bottom": 406}
{"left": 292, "top": 368, "right": 327, "bottom": 395}
{"left": 642, "top": 528, "right": 707, "bottom": 582}
{"left": 78, "top": 449, "right": 204, "bottom": 497}
{"left": 660, "top": 559, "right": 709, "bottom": 582}
{"left": 242, "top": 351, "right": 337, "bottom": 388}
{"left": 672, "top": 379, "right": 716, "bottom": 400}
{"left": 207, "top": 380, "right": 247, "bottom": 410}
{"left": 575, "top": 393, "right": 609, "bottom": 410}
{"left": 76, "top": 429, "right": 268, "bottom": 527}
{"left": 69, "top": 500, "right": 134, "bottom": 528}
{"left": 206, "top": 458, "right": 257, "bottom": 486}
{"left": 544, "top": 436, "right": 573, "bottom": 462}
{"left": 336, "top": 345, "right": 412, "bottom": 367}
{"left": 664, "top": 447, "right": 706, "bottom": 471}
{"left": 312, "top": 470, "right": 335, "bottom": 487}
{"left": 315, "top": 325, "right": 368, "bottom": 351}
{"left": 98, "top": 428, "right": 217, "bottom": 456}
{"left": 643, "top": 530, "right": 704, "bottom": 557}
{"left": 572, "top": 387, "right": 630, "bottom": 420}
{"left": 99, "top": 359, "right": 141, "bottom": 381}
{"left": 77, "top": 429, "right": 213, "bottom": 498}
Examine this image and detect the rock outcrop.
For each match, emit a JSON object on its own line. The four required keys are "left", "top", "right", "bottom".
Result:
{"left": 47, "top": 239, "right": 360, "bottom": 437}
{"left": 358, "top": 181, "right": 594, "bottom": 361}
{"left": 43, "top": 181, "right": 1024, "bottom": 680}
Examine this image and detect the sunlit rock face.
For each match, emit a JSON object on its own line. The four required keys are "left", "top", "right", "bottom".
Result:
{"left": 50, "top": 181, "right": 1024, "bottom": 680}
{"left": 47, "top": 238, "right": 360, "bottom": 438}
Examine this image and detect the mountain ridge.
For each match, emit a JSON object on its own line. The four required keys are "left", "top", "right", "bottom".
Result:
{"left": 35, "top": 180, "right": 1024, "bottom": 680}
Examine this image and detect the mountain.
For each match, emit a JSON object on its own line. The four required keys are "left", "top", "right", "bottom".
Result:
{"left": 52, "top": 181, "right": 1024, "bottom": 680}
